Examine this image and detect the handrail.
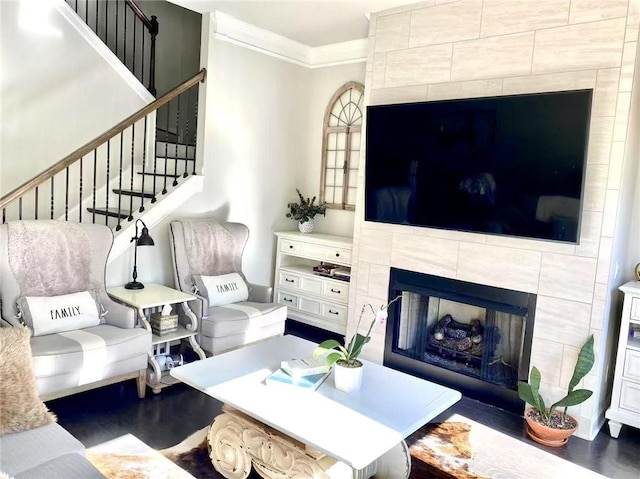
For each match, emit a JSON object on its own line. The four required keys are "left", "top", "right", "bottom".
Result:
{"left": 124, "top": 0, "right": 155, "bottom": 31}
{"left": 0, "top": 68, "right": 206, "bottom": 211}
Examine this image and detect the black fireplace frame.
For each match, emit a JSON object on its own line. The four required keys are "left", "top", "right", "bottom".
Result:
{"left": 384, "top": 268, "right": 536, "bottom": 413}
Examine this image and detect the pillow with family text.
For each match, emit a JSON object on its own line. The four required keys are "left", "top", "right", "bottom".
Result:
{"left": 16, "top": 291, "right": 103, "bottom": 337}
{"left": 194, "top": 273, "right": 249, "bottom": 307}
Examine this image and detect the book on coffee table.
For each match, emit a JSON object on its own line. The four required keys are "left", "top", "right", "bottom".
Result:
{"left": 265, "top": 368, "right": 329, "bottom": 391}
{"left": 280, "top": 356, "right": 329, "bottom": 379}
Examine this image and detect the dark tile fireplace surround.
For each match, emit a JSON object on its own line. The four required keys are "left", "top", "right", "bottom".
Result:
{"left": 384, "top": 268, "right": 536, "bottom": 413}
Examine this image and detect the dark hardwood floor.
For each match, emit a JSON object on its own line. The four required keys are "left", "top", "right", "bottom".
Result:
{"left": 50, "top": 322, "right": 640, "bottom": 479}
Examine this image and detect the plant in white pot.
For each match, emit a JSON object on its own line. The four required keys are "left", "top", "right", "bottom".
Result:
{"left": 313, "top": 296, "right": 401, "bottom": 392}
{"left": 286, "top": 189, "right": 326, "bottom": 233}
{"left": 517, "top": 334, "right": 595, "bottom": 447}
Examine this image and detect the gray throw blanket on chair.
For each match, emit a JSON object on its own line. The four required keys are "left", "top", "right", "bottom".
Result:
{"left": 7, "top": 221, "right": 93, "bottom": 296}
{"left": 179, "top": 220, "right": 236, "bottom": 277}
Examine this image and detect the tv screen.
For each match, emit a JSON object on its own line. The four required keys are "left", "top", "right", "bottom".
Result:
{"left": 365, "top": 90, "right": 592, "bottom": 243}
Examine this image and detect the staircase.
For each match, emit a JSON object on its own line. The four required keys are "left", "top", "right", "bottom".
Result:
{"left": 0, "top": 0, "right": 205, "bottom": 258}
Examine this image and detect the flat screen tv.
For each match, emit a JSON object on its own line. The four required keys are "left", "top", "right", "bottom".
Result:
{"left": 365, "top": 90, "right": 592, "bottom": 244}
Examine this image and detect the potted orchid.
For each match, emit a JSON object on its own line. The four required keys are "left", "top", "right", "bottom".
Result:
{"left": 314, "top": 295, "right": 401, "bottom": 392}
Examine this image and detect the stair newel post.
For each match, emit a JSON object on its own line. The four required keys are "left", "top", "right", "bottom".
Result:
{"left": 116, "top": 131, "right": 125, "bottom": 231}
{"left": 128, "top": 122, "right": 136, "bottom": 221}
{"left": 140, "top": 115, "right": 148, "bottom": 212}
{"left": 149, "top": 15, "right": 158, "bottom": 97}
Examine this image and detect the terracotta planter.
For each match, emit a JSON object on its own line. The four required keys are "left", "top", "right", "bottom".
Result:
{"left": 524, "top": 409, "right": 577, "bottom": 447}
{"left": 334, "top": 361, "right": 363, "bottom": 392}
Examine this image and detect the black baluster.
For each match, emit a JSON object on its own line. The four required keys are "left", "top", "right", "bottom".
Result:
{"left": 105, "top": 139, "right": 111, "bottom": 226}
{"left": 184, "top": 88, "right": 191, "bottom": 178}
{"left": 95, "top": 0, "right": 98, "bottom": 35}
{"left": 50, "top": 177, "right": 55, "bottom": 220}
{"left": 79, "top": 155, "right": 84, "bottom": 223}
{"left": 163, "top": 103, "right": 169, "bottom": 194}
{"left": 65, "top": 167, "right": 70, "bottom": 220}
{"left": 1, "top": 208, "right": 5, "bottom": 224}
{"left": 92, "top": 148, "right": 97, "bottom": 223}
{"left": 34, "top": 187, "right": 39, "bottom": 220}
{"left": 116, "top": 132, "right": 124, "bottom": 231}
{"left": 192, "top": 95, "right": 198, "bottom": 175}
{"left": 18, "top": 198, "right": 23, "bottom": 220}
{"left": 105, "top": 0, "right": 108, "bottom": 47}
{"left": 123, "top": 3, "right": 127, "bottom": 68}
{"left": 132, "top": 18, "right": 136, "bottom": 81}
{"left": 174, "top": 95, "right": 180, "bottom": 186}
{"left": 115, "top": 0, "right": 119, "bottom": 59}
{"left": 141, "top": 29, "right": 145, "bottom": 89}
{"left": 129, "top": 122, "right": 135, "bottom": 221}
{"left": 140, "top": 115, "right": 148, "bottom": 211}
{"left": 151, "top": 119, "right": 158, "bottom": 203}
{"left": 84, "top": 0, "right": 88, "bottom": 25}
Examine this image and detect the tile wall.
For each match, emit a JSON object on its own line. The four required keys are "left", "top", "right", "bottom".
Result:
{"left": 349, "top": 0, "right": 640, "bottom": 440}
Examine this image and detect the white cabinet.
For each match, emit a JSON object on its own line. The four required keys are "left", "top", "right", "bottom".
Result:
{"left": 606, "top": 281, "right": 640, "bottom": 437}
{"left": 273, "top": 231, "right": 352, "bottom": 335}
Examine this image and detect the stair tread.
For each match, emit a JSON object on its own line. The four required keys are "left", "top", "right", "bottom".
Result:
{"left": 87, "top": 207, "right": 130, "bottom": 219}
{"left": 113, "top": 188, "right": 156, "bottom": 198}
{"left": 138, "top": 172, "right": 181, "bottom": 178}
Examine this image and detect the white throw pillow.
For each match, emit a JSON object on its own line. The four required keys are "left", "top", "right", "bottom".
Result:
{"left": 16, "top": 291, "right": 103, "bottom": 337}
{"left": 194, "top": 273, "right": 249, "bottom": 306}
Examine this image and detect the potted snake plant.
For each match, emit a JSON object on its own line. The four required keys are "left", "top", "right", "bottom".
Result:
{"left": 517, "top": 335, "right": 595, "bottom": 447}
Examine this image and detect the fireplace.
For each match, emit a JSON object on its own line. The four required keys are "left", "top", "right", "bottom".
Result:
{"left": 384, "top": 268, "right": 536, "bottom": 413}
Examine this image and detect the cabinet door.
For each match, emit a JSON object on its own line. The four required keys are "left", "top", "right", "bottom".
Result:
{"left": 620, "top": 380, "right": 640, "bottom": 413}
{"left": 300, "top": 276, "right": 323, "bottom": 295}
{"left": 299, "top": 297, "right": 322, "bottom": 315}
{"left": 624, "top": 350, "right": 640, "bottom": 382}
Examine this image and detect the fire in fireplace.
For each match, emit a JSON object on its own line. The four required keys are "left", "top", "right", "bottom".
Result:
{"left": 384, "top": 269, "right": 536, "bottom": 413}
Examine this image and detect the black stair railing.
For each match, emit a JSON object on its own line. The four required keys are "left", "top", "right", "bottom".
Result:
{"left": 1, "top": 69, "right": 206, "bottom": 229}
{"left": 66, "top": 0, "right": 158, "bottom": 96}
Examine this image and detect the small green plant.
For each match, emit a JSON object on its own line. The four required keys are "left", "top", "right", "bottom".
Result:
{"left": 518, "top": 335, "right": 595, "bottom": 427}
{"left": 286, "top": 189, "right": 326, "bottom": 224}
{"left": 313, "top": 296, "right": 401, "bottom": 368}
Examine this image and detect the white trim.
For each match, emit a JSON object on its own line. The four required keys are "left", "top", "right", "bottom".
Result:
{"left": 55, "top": 0, "right": 155, "bottom": 103}
{"left": 212, "top": 11, "right": 367, "bottom": 69}
{"left": 108, "top": 175, "right": 205, "bottom": 263}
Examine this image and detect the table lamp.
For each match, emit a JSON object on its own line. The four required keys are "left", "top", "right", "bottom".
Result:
{"left": 125, "top": 219, "right": 155, "bottom": 290}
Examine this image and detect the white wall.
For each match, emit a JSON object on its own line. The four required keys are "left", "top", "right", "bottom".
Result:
{"left": 106, "top": 14, "right": 365, "bottom": 288}
{"left": 0, "top": 0, "right": 151, "bottom": 196}
{"left": 302, "top": 63, "right": 365, "bottom": 238}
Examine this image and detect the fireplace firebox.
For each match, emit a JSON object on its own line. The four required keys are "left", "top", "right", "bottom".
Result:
{"left": 384, "top": 268, "right": 536, "bottom": 413}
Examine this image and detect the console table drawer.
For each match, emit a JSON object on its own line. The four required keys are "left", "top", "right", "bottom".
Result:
{"left": 280, "top": 240, "right": 304, "bottom": 255}
{"left": 620, "top": 380, "right": 640, "bottom": 413}
{"left": 326, "top": 247, "right": 351, "bottom": 264}
{"left": 624, "top": 350, "right": 640, "bottom": 381}
{"left": 278, "top": 272, "right": 299, "bottom": 289}
{"left": 277, "top": 291, "right": 298, "bottom": 308}
{"left": 322, "top": 303, "right": 347, "bottom": 323}
{"left": 631, "top": 297, "right": 640, "bottom": 320}
{"left": 323, "top": 282, "right": 349, "bottom": 302}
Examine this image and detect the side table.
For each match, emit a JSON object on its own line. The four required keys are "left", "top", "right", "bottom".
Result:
{"left": 108, "top": 283, "right": 206, "bottom": 394}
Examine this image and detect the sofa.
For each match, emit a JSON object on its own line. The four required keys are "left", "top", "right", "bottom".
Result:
{"left": 0, "top": 326, "right": 105, "bottom": 478}
{"left": 0, "top": 423, "right": 105, "bottom": 478}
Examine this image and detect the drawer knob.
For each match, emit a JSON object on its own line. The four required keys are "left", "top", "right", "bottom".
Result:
{"left": 330, "top": 288, "right": 341, "bottom": 294}
{"left": 328, "top": 310, "right": 339, "bottom": 315}
{"left": 335, "top": 253, "right": 340, "bottom": 257}
{"left": 285, "top": 278, "right": 294, "bottom": 283}
{"left": 284, "top": 298, "right": 293, "bottom": 303}
{"left": 289, "top": 245, "right": 294, "bottom": 249}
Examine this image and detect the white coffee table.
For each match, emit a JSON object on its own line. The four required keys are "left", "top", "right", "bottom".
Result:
{"left": 170, "top": 335, "right": 461, "bottom": 479}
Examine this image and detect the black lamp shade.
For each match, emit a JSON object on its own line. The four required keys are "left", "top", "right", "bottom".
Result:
{"left": 137, "top": 227, "right": 155, "bottom": 246}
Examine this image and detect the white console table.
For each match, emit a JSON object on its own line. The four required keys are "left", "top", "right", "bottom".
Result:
{"left": 273, "top": 231, "right": 352, "bottom": 335}
{"left": 605, "top": 281, "right": 640, "bottom": 437}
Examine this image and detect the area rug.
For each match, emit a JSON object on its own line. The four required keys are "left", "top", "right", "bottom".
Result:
{"left": 158, "top": 414, "right": 608, "bottom": 479}
{"left": 86, "top": 415, "right": 608, "bottom": 478}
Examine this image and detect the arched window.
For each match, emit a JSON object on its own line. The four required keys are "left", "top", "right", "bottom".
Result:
{"left": 320, "top": 82, "right": 364, "bottom": 210}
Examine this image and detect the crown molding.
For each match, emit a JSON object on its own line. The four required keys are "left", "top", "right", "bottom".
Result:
{"left": 211, "top": 11, "right": 368, "bottom": 69}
